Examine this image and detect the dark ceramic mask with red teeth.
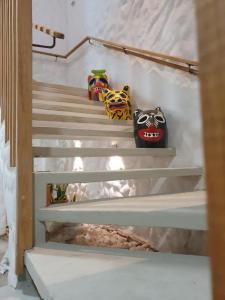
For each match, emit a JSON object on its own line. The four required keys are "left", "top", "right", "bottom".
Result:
{"left": 88, "top": 69, "right": 110, "bottom": 101}
{"left": 133, "top": 107, "right": 168, "bottom": 148}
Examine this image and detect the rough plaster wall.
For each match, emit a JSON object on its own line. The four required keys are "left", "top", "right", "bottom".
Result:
{"left": 32, "top": 0, "right": 68, "bottom": 84}
{"left": 65, "top": 0, "right": 203, "bottom": 185}
{"left": 0, "top": 121, "right": 17, "bottom": 286}
{"left": 32, "top": 0, "right": 204, "bottom": 254}
{"left": 33, "top": 0, "right": 204, "bottom": 193}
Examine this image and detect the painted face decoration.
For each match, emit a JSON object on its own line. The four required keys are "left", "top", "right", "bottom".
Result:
{"left": 88, "top": 69, "right": 110, "bottom": 101}
{"left": 133, "top": 107, "right": 168, "bottom": 148}
{"left": 100, "top": 86, "right": 132, "bottom": 120}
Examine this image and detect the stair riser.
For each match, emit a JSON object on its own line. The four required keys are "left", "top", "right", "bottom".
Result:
{"left": 34, "top": 168, "right": 203, "bottom": 185}
{"left": 32, "top": 127, "right": 134, "bottom": 138}
{"left": 33, "top": 82, "right": 88, "bottom": 97}
{"left": 32, "top": 147, "right": 176, "bottom": 158}
{"left": 33, "top": 92, "right": 102, "bottom": 106}
{"left": 32, "top": 102, "right": 105, "bottom": 115}
{"left": 32, "top": 113, "right": 132, "bottom": 126}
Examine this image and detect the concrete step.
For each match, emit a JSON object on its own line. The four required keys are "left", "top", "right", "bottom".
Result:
{"left": 32, "top": 99, "right": 105, "bottom": 115}
{"left": 32, "top": 124, "right": 133, "bottom": 140}
{"left": 34, "top": 167, "right": 203, "bottom": 186}
{"left": 32, "top": 110, "right": 132, "bottom": 126}
{"left": 38, "top": 191, "right": 206, "bottom": 230}
{"left": 32, "top": 81, "right": 88, "bottom": 97}
{"left": 32, "top": 146, "right": 176, "bottom": 158}
{"left": 32, "top": 91, "right": 100, "bottom": 106}
{"left": 25, "top": 244, "right": 210, "bottom": 300}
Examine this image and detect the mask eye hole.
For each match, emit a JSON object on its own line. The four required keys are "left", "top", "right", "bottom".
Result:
{"left": 120, "top": 93, "right": 126, "bottom": 99}
{"left": 107, "top": 94, "right": 114, "bottom": 100}
{"left": 99, "top": 78, "right": 108, "bottom": 84}
{"left": 89, "top": 78, "right": 96, "bottom": 86}
{"left": 137, "top": 114, "right": 149, "bottom": 124}
{"left": 155, "top": 115, "right": 165, "bottom": 123}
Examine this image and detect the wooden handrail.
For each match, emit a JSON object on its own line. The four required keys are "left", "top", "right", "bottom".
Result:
{"left": 32, "top": 22, "right": 64, "bottom": 39}
{"left": 32, "top": 36, "right": 198, "bottom": 75}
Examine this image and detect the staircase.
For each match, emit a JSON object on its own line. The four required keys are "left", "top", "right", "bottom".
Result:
{"left": 26, "top": 81, "right": 210, "bottom": 300}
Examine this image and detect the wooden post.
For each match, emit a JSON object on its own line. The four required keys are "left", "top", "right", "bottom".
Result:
{"left": 196, "top": 1, "right": 225, "bottom": 299}
{"left": 16, "top": 0, "right": 33, "bottom": 275}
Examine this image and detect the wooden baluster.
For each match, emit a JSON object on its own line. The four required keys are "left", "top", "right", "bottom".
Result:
{"left": 11, "top": 0, "right": 16, "bottom": 167}
{"left": 16, "top": 0, "right": 33, "bottom": 275}
{"left": 8, "top": 0, "right": 12, "bottom": 147}
{"left": 7, "top": 0, "right": 11, "bottom": 143}
{"left": 8, "top": 0, "right": 12, "bottom": 165}
{"left": 2, "top": 0, "right": 5, "bottom": 123}
{"left": 5, "top": 0, "right": 9, "bottom": 141}
{"left": 196, "top": 0, "right": 225, "bottom": 299}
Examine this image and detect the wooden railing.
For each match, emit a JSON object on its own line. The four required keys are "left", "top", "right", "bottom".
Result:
{"left": 0, "top": 0, "right": 32, "bottom": 275}
{"left": 32, "top": 23, "right": 65, "bottom": 39}
{"left": 32, "top": 22, "right": 64, "bottom": 49}
{"left": 32, "top": 36, "right": 199, "bottom": 75}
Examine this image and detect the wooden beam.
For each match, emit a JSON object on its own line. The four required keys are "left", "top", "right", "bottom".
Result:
{"left": 16, "top": 0, "right": 33, "bottom": 275}
{"left": 196, "top": 1, "right": 225, "bottom": 299}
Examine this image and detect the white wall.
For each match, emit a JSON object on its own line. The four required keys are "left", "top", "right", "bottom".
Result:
{"left": 32, "top": 0, "right": 204, "bottom": 211}
{"left": 65, "top": 0, "right": 203, "bottom": 178}
{"left": 32, "top": 0, "right": 68, "bottom": 84}
{"left": 0, "top": 121, "right": 17, "bottom": 286}
{"left": 33, "top": 0, "right": 204, "bottom": 190}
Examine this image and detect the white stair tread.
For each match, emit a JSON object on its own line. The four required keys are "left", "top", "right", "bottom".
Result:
{"left": 32, "top": 125, "right": 134, "bottom": 139}
{"left": 33, "top": 146, "right": 176, "bottom": 158}
{"left": 32, "top": 110, "right": 132, "bottom": 126}
{"left": 33, "top": 91, "right": 91, "bottom": 104}
{"left": 33, "top": 90, "right": 104, "bottom": 108}
{"left": 32, "top": 120, "right": 131, "bottom": 130}
{"left": 32, "top": 99, "right": 105, "bottom": 115}
{"left": 38, "top": 191, "right": 206, "bottom": 229}
{"left": 34, "top": 167, "right": 203, "bottom": 184}
{"left": 25, "top": 246, "right": 211, "bottom": 300}
{"left": 33, "top": 81, "right": 88, "bottom": 97}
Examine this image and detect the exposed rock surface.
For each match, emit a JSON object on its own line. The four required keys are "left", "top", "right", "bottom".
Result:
{"left": 48, "top": 223, "right": 157, "bottom": 252}
{"left": 47, "top": 223, "right": 207, "bottom": 255}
